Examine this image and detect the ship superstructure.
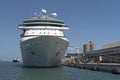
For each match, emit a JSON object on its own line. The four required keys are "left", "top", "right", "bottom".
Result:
{"left": 18, "top": 9, "right": 69, "bottom": 67}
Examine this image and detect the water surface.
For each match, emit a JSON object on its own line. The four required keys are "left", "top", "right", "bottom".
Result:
{"left": 0, "top": 61, "right": 119, "bottom": 80}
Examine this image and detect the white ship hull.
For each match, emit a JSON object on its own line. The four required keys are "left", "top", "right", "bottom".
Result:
{"left": 20, "top": 36, "right": 68, "bottom": 67}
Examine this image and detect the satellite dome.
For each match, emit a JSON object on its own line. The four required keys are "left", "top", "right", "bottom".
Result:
{"left": 34, "top": 12, "right": 37, "bottom": 16}
{"left": 41, "top": 9, "right": 47, "bottom": 15}
{"left": 51, "top": 13, "right": 57, "bottom": 18}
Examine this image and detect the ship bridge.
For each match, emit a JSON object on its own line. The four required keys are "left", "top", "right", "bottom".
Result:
{"left": 18, "top": 9, "right": 69, "bottom": 30}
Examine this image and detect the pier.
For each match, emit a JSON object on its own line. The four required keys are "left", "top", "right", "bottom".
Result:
{"left": 63, "top": 46, "right": 120, "bottom": 74}
{"left": 63, "top": 63, "right": 120, "bottom": 74}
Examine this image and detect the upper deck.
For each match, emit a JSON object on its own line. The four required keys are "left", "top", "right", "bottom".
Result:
{"left": 18, "top": 9, "right": 69, "bottom": 30}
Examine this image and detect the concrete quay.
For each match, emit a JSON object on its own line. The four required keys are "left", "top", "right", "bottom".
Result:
{"left": 63, "top": 63, "right": 120, "bottom": 74}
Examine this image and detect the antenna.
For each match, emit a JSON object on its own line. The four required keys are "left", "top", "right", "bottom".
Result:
{"left": 34, "top": 12, "right": 37, "bottom": 15}
{"left": 33, "top": 12, "right": 37, "bottom": 16}
{"left": 32, "top": 12, "right": 38, "bottom": 18}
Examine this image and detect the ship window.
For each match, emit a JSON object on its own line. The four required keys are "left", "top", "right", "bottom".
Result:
{"left": 32, "top": 32, "right": 34, "bottom": 34}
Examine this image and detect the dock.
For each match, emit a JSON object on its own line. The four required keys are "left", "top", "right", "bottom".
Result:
{"left": 65, "top": 43, "right": 120, "bottom": 74}
{"left": 63, "top": 63, "right": 120, "bottom": 74}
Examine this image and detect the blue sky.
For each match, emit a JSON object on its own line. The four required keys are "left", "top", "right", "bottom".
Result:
{"left": 0, "top": 0, "right": 120, "bottom": 61}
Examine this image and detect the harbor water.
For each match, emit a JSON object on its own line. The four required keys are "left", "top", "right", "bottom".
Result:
{"left": 0, "top": 61, "right": 120, "bottom": 80}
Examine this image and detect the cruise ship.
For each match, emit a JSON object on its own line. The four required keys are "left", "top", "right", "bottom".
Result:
{"left": 18, "top": 9, "right": 69, "bottom": 67}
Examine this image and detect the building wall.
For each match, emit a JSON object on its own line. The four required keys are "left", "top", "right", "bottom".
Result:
{"left": 83, "top": 44, "right": 90, "bottom": 53}
{"left": 83, "top": 41, "right": 95, "bottom": 53}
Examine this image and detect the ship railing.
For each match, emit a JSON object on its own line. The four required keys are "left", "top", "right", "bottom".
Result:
{"left": 20, "top": 34, "right": 66, "bottom": 37}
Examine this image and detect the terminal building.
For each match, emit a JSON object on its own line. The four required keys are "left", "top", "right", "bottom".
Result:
{"left": 80, "top": 41, "right": 120, "bottom": 63}
{"left": 103, "top": 41, "right": 120, "bottom": 49}
{"left": 65, "top": 41, "right": 120, "bottom": 63}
